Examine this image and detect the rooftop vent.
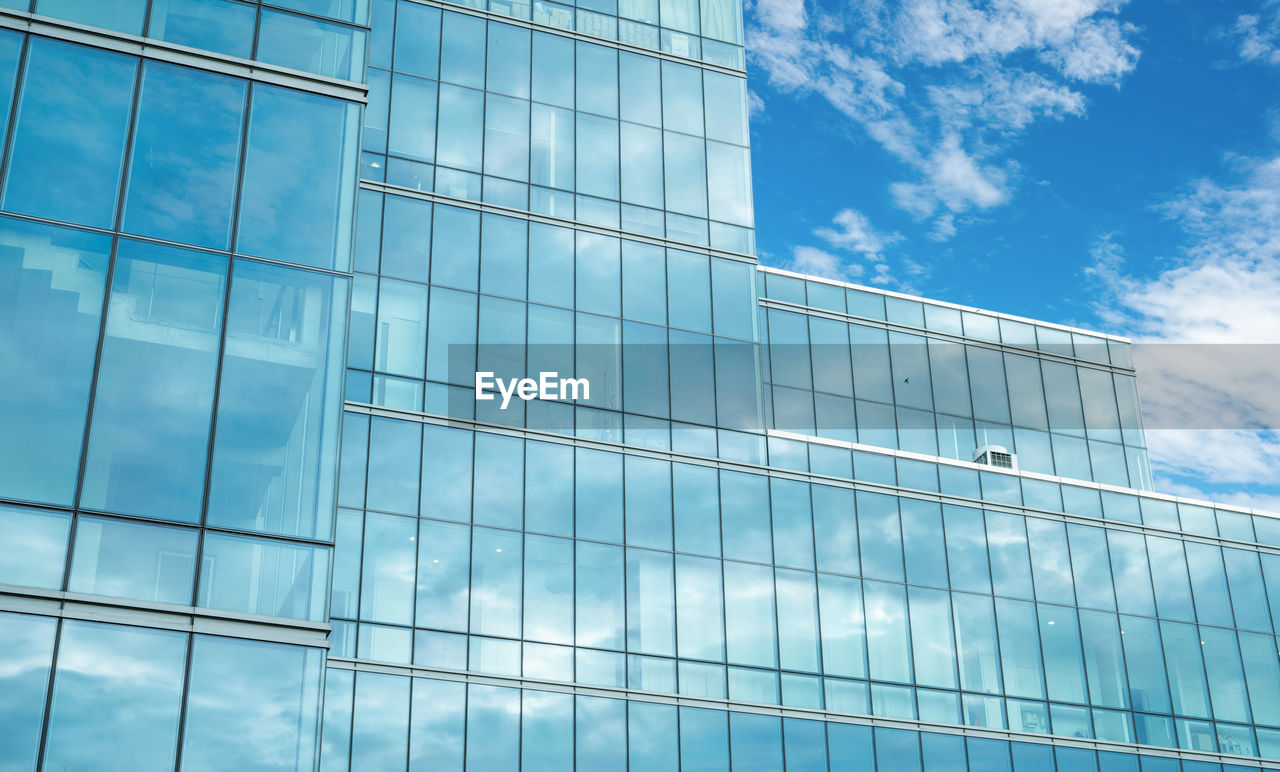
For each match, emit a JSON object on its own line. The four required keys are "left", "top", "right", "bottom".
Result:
{"left": 973, "top": 445, "right": 1017, "bottom": 470}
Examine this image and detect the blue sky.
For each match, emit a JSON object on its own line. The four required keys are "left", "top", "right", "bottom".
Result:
{"left": 744, "top": 0, "right": 1280, "bottom": 510}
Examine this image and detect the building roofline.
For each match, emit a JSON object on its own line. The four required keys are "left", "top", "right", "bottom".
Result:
{"left": 757, "top": 264, "right": 1133, "bottom": 345}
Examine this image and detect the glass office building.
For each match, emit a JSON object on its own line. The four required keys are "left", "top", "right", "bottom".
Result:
{"left": 1, "top": 1, "right": 1279, "bottom": 771}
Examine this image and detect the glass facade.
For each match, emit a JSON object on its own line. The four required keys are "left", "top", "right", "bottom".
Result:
{"left": 1, "top": 1, "right": 1279, "bottom": 770}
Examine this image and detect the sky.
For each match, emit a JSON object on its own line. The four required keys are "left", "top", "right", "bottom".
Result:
{"left": 743, "top": 0, "right": 1280, "bottom": 510}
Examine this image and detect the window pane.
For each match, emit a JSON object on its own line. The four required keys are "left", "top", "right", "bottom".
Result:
{"left": 206, "top": 261, "right": 347, "bottom": 539}
{"left": 730, "top": 714, "right": 783, "bottom": 772}
{"left": 237, "top": 85, "right": 359, "bottom": 270}
{"left": 0, "top": 612, "right": 55, "bottom": 770}
{"left": 410, "top": 678, "right": 465, "bottom": 769}
{"left": 720, "top": 470, "right": 771, "bottom": 563}
{"left": 440, "top": 11, "right": 485, "bottom": 88}
{"left": 392, "top": 0, "right": 440, "bottom": 78}
{"left": 575, "top": 448, "right": 623, "bottom": 542}
{"left": 522, "top": 689, "right": 572, "bottom": 771}
{"left": 416, "top": 519, "right": 471, "bottom": 633}
{"left": 663, "top": 131, "right": 707, "bottom": 217}
{"left": 44, "top": 621, "right": 186, "bottom": 771}
{"left": 0, "top": 503, "right": 71, "bottom": 590}
{"left": 577, "top": 696, "right": 626, "bottom": 768}
{"left": 577, "top": 541, "right": 625, "bottom": 650}
{"left": 471, "top": 527, "right": 522, "bottom": 638}
{"left": 388, "top": 74, "right": 438, "bottom": 164}
{"left": 149, "top": 0, "right": 256, "bottom": 58}
{"left": 484, "top": 93, "right": 530, "bottom": 181}
{"left": 577, "top": 42, "right": 618, "bottom": 117}
{"left": 777, "top": 568, "right": 820, "bottom": 672}
{"left": 198, "top": 532, "right": 330, "bottom": 621}
{"left": 181, "top": 636, "right": 323, "bottom": 771}
{"left": 531, "top": 104, "right": 575, "bottom": 191}
{"left": 436, "top": 84, "right": 484, "bottom": 173}
{"left": 577, "top": 113, "right": 620, "bottom": 199}
{"left": 4, "top": 38, "right": 136, "bottom": 228}
{"left": 69, "top": 517, "right": 197, "bottom": 604}
{"left": 124, "top": 63, "right": 245, "bottom": 249}
{"left": 676, "top": 555, "right": 724, "bottom": 661}
{"left": 865, "top": 580, "right": 911, "bottom": 683}
{"left": 724, "top": 560, "right": 776, "bottom": 667}
{"left": 465, "top": 685, "right": 519, "bottom": 769}
{"left": 422, "top": 424, "right": 473, "bottom": 522}
{"left": 0, "top": 214, "right": 110, "bottom": 510}
{"left": 351, "top": 672, "right": 409, "bottom": 769}
{"left": 359, "top": 512, "right": 417, "bottom": 625}
{"left": 996, "top": 598, "right": 1044, "bottom": 699}
{"left": 38, "top": 0, "right": 148, "bottom": 32}
{"left": 487, "top": 23, "right": 530, "bottom": 97}
{"left": 82, "top": 242, "right": 227, "bottom": 522}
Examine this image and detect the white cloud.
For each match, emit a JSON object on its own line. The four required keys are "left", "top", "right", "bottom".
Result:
{"left": 776, "top": 208, "right": 919, "bottom": 287}
{"left": 813, "top": 208, "right": 903, "bottom": 259}
{"left": 1233, "top": 1, "right": 1280, "bottom": 66}
{"left": 747, "top": 0, "right": 1140, "bottom": 235}
{"left": 781, "top": 245, "right": 864, "bottom": 281}
{"left": 1086, "top": 154, "right": 1280, "bottom": 509}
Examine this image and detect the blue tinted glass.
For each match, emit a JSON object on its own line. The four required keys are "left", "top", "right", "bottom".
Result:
{"left": 673, "top": 463, "right": 720, "bottom": 556}
{"left": 0, "top": 219, "right": 109, "bottom": 506}
{"left": 206, "top": 261, "right": 347, "bottom": 539}
{"left": 199, "top": 532, "right": 330, "bottom": 621}
{"left": 44, "top": 621, "right": 187, "bottom": 771}
{"left": 4, "top": 38, "right": 136, "bottom": 227}
{"left": 471, "top": 528, "right": 521, "bottom": 637}
{"left": 359, "top": 512, "right": 416, "bottom": 625}
{"left": 394, "top": 0, "right": 441, "bottom": 77}
{"left": 522, "top": 689, "right": 572, "bottom": 771}
{"left": 857, "top": 491, "right": 904, "bottom": 581}
{"left": 576, "top": 232, "right": 621, "bottom": 316}
{"left": 149, "top": 0, "right": 256, "bottom": 58}
{"left": 124, "top": 64, "right": 245, "bottom": 249}
{"left": 441, "top": 11, "right": 485, "bottom": 88}
{"left": 351, "top": 672, "right": 409, "bottom": 768}
{"left": 323, "top": 669, "right": 365, "bottom": 760}
{"left": 68, "top": 517, "right": 197, "bottom": 604}
{"left": 367, "top": 417, "right": 421, "bottom": 517}
{"left": 531, "top": 31, "right": 573, "bottom": 107}
{"left": 465, "top": 685, "right": 520, "bottom": 769}
{"left": 409, "top": 678, "right": 465, "bottom": 768}
{"left": 0, "top": 503, "right": 70, "bottom": 590}
{"left": 729, "top": 713, "right": 783, "bottom": 772}
{"left": 479, "top": 213, "right": 528, "bottom": 299}
{"left": 431, "top": 205, "right": 480, "bottom": 289}
{"left": 273, "top": 0, "right": 368, "bottom": 23}
{"left": 875, "top": 727, "right": 922, "bottom": 771}
{"left": 389, "top": 74, "right": 438, "bottom": 165}
{"left": 0, "top": 612, "right": 55, "bottom": 771}
{"left": 181, "top": 637, "right": 323, "bottom": 771}
{"left": 258, "top": 9, "right": 366, "bottom": 81}
{"left": 37, "top": 0, "right": 146, "bottom": 30}
{"left": 624, "top": 456, "right": 673, "bottom": 549}
{"left": 575, "top": 448, "right": 623, "bottom": 541}
{"left": 577, "top": 696, "right": 626, "bottom": 767}
{"left": 237, "top": 85, "right": 359, "bottom": 270}
{"left": 680, "top": 707, "right": 729, "bottom": 771}
{"left": 81, "top": 242, "right": 226, "bottom": 522}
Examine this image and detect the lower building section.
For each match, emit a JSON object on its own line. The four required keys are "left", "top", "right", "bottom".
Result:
{"left": 0, "top": 610, "right": 324, "bottom": 772}
{"left": 318, "top": 666, "right": 1279, "bottom": 771}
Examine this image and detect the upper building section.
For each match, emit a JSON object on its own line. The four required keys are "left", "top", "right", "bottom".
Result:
{"left": 758, "top": 266, "right": 1152, "bottom": 491}
{"left": 361, "top": 0, "right": 754, "bottom": 254}
{"left": 8, "top": 0, "right": 370, "bottom": 83}
{"left": 373, "top": 0, "right": 746, "bottom": 70}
